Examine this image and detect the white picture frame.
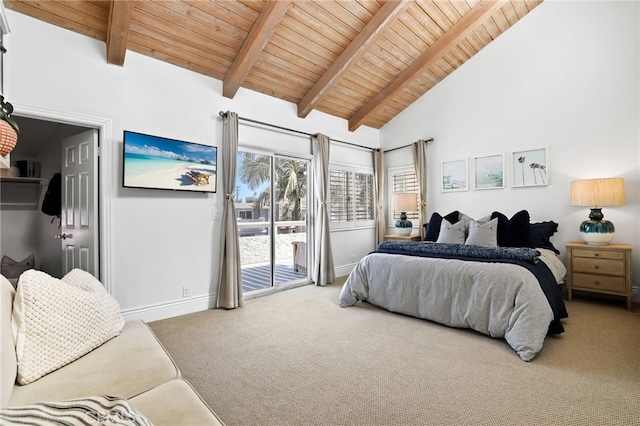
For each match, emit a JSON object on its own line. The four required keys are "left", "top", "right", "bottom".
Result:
{"left": 441, "top": 159, "right": 468, "bottom": 192}
{"left": 473, "top": 154, "right": 504, "bottom": 190}
{"left": 511, "top": 148, "right": 548, "bottom": 187}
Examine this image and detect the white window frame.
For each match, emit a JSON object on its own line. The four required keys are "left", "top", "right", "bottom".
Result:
{"left": 329, "top": 164, "right": 375, "bottom": 230}
{"left": 387, "top": 166, "right": 420, "bottom": 229}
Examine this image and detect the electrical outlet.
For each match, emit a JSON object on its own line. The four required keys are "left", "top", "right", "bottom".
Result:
{"left": 182, "top": 286, "right": 191, "bottom": 298}
{"left": 351, "top": 255, "right": 356, "bottom": 263}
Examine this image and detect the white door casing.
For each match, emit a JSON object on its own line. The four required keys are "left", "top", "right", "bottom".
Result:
{"left": 60, "top": 129, "right": 99, "bottom": 277}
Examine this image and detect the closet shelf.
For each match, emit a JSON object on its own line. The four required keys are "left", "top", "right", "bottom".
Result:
{"left": 0, "top": 177, "right": 43, "bottom": 209}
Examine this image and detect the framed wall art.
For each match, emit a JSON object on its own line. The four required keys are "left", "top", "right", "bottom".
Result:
{"left": 441, "top": 159, "right": 468, "bottom": 192}
{"left": 511, "top": 147, "right": 548, "bottom": 187}
{"left": 474, "top": 154, "right": 504, "bottom": 190}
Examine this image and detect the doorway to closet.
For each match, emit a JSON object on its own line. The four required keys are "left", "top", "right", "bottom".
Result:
{"left": 0, "top": 115, "right": 97, "bottom": 281}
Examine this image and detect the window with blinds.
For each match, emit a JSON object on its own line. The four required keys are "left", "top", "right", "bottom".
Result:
{"left": 391, "top": 170, "right": 419, "bottom": 221}
{"left": 330, "top": 169, "right": 352, "bottom": 223}
{"left": 330, "top": 168, "right": 375, "bottom": 225}
{"left": 354, "top": 173, "right": 374, "bottom": 221}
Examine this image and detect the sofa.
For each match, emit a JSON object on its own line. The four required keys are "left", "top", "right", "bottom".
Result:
{"left": 0, "top": 273, "right": 224, "bottom": 425}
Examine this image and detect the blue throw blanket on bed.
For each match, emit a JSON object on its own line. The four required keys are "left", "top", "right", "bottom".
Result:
{"left": 377, "top": 241, "right": 541, "bottom": 264}
{"left": 375, "top": 241, "right": 568, "bottom": 334}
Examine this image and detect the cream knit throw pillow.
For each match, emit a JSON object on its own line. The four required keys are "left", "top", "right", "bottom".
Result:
{"left": 12, "top": 269, "right": 124, "bottom": 385}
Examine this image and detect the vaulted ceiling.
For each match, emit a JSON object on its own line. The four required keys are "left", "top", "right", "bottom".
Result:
{"left": 5, "top": 0, "right": 542, "bottom": 131}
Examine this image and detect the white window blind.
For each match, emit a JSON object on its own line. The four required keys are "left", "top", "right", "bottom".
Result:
{"left": 330, "top": 168, "right": 375, "bottom": 225}
{"left": 330, "top": 169, "right": 352, "bottom": 223}
{"left": 391, "top": 170, "right": 419, "bottom": 221}
{"left": 354, "top": 172, "right": 374, "bottom": 221}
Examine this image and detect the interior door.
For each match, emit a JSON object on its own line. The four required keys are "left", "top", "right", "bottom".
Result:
{"left": 60, "top": 129, "right": 99, "bottom": 277}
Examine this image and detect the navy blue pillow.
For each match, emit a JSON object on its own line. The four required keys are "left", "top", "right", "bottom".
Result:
{"left": 424, "top": 211, "right": 459, "bottom": 241}
{"left": 530, "top": 221, "right": 560, "bottom": 254}
{"left": 491, "top": 210, "right": 534, "bottom": 248}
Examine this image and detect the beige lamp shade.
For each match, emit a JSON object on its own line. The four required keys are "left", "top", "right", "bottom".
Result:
{"left": 391, "top": 192, "right": 417, "bottom": 212}
{"left": 570, "top": 178, "right": 625, "bottom": 207}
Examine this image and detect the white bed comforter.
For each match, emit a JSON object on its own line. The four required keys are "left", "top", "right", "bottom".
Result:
{"left": 339, "top": 249, "right": 566, "bottom": 361}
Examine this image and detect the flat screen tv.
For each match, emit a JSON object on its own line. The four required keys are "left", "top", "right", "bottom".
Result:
{"left": 122, "top": 130, "right": 217, "bottom": 193}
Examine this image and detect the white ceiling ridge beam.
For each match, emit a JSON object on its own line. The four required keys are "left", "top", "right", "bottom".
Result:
{"left": 106, "top": 0, "right": 134, "bottom": 66}
{"left": 348, "top": 0, "right": 507, "bottom": 132}
{"left": 223, "top": 0, "right": 292, "bottom": 99}
{"left": 296, "top": 0, "right": 409, "bottom": 119}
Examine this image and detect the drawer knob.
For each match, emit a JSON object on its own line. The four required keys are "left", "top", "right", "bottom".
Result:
{"left": 595, "top": 281, "right": 600, "bottom": 285}
{"left": 595, "top": 253, "right": 599, "bottom": 257}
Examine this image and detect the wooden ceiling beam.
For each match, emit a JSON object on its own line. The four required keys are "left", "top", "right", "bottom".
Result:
{"left": 106, "top": 0, "right": 134, "bottom": 66}
{"left": 296, "top": 0, "right": 408, "bottom": 119}
{"left": 348, "top": 1, "right": 507, "bottom": 132}
{"left": 223, "top": 0, "right": 292, "bottom": 99}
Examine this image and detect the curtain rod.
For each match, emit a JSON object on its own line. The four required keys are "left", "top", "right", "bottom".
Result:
{"left": 383, "top": 138, "right": 434, "bottom": 153}
{"left": 218, "top": 111, "right": 373, "bottom": 151}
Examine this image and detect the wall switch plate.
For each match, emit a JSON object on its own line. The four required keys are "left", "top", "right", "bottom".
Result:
{"left": 212, "top": 209, "right": 220, "bottom": 220}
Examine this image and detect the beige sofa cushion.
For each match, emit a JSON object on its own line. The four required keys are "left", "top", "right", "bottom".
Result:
{"left": 9, "top": 320, "right": 180, "bottom": 406}
{"left": 13, "top": 269, "right": 125, "bottom": 384}
{"left": 1, "top": 275, "right": 17, "bottom": 408}
{"left": 130, "top": 379, "right": 225, "bottom": 426}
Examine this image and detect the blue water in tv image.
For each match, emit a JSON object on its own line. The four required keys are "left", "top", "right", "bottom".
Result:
{"left": 123, "top": 131, "right": 217, "bottom": 193}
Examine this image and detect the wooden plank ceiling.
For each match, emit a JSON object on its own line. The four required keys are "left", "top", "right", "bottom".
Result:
{"left": 5, "top": 0, "right": 542, "bottom": 131}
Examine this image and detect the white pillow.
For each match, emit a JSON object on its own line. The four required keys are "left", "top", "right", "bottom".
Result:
{"left": 465, "top": 218, "right": 498, "bottom": 247}
{"left": 458, "top": 213, "right": 492, "bottom": 237}
{"left": 435, "top": 219, "right": 466, "bottom": 244}
{"left": 12, "top": 269, "right": 124, "bottom": 384}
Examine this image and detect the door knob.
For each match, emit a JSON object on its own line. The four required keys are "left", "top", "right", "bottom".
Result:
{"left": 55, "top": 233, "right": 73, "bottom": 240}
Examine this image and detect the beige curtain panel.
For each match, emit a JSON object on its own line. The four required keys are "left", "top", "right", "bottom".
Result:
{"left": 412, "top": 140, "right": 428, "bottom": 240}
{"left": 374, "top": 149, "right": 386, "bottom": 247}
{"left": 312, "top": 133, "right": 335, "bottom": 287}
{"left": 217, "top": 111, "right": 243, "bottom": 309}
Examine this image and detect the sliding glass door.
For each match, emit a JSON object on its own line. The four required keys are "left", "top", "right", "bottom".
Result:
{"left": 236, "top": 150, "right": 310, "bottom": 292}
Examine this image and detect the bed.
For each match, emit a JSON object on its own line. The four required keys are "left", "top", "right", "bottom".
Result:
{"left": 339, "top": 210, "right": 569, "bottom": 361}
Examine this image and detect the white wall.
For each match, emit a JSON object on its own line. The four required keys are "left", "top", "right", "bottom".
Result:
{"left": 380, "top": 1, "right": 640, "bottom": 295}
{"left": 4, "top": 10, "right": 379, "bottom": 321}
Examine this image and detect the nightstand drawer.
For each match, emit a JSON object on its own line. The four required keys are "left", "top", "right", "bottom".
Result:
{"left": 572, "top": 249, "right": 624, "bottom": 261}
{"left": 572, "top": 273, "right": 625, "bottom": 293}
{"left": 572, "top": 258, "right": 625, "bottom": 276}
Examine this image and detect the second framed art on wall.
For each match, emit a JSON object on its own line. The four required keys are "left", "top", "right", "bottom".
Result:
{"left": 474, "top": 154, "right": 504, "bottom": 190}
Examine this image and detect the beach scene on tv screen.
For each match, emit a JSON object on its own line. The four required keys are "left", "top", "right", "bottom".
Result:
{"left": 123, "top": 132, "right": 217, "bottom": 192}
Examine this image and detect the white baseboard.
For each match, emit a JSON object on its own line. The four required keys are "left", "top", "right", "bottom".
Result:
{"left": 121, "top": 293, "right": 217, "bottom": 323}
{"left": 335, "top": 263, "right": 357, "bottom": 278}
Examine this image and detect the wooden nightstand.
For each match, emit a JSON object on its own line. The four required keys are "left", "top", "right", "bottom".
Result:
{"left": 566, "top": 241, "right": 633, "bottom": 310}
{"left": 384, "top": 234, "right": 421, "bottom": 242}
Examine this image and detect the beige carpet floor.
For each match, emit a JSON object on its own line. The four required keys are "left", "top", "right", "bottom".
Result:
{"left": 150, "top": 280, "right": 640, "bottom": 426}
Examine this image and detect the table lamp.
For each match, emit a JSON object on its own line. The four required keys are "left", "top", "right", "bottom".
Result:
{"left": 570, "top": 178, "right": 625, "bottom": 245}
{"left": 392, "top": 192, "right": 417, "bottom": 235}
